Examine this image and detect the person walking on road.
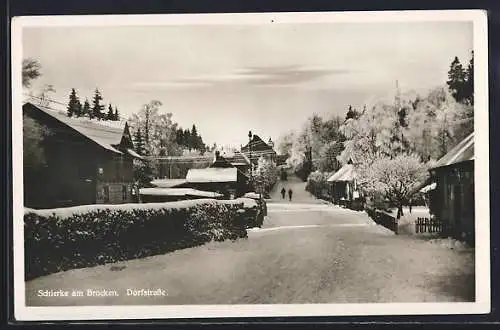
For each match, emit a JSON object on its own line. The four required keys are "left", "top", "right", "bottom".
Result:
{"left": 288, "top": 188, "right": 293, "bottom": 202}
{"left": 281, "top": 187, "right": 286, "bottom": 199}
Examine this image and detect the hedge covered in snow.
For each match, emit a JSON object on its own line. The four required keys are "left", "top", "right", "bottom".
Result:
{"left": 24, "top": 199, "right": 254, "bottom": 280}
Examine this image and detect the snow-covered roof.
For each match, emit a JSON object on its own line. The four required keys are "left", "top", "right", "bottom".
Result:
{"left": 24, "top": 102, "right": 127, "bottom": 154}
{"left": 221, "top": 150, "right": 251, "bottom": 165}
{"left": 127, "top": 148, "right": 144, "bottom": 160}
{"left": 186, "top": 167, "right": 238, "bottom": 183}
{"left": 150, "top": 178, "right": 187, "bottom": 188}
{"left": 432, "top": 132, "right": 474, "bottom": 169}
{"left": 420, "top": 182, "right": 437, "bottom": 193}
{"left": 243, "top": 192, "right": 261, "bottom": 199}
{"left": 139, "top": 188, "right": 223, "bottom": 198}
{"left": 327, "top": 164, "right": 356, "bottom": 182}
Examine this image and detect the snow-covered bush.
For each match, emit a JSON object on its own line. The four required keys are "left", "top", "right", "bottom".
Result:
{"left": 253, "top": 156, "right": 278, "bottom": 194}
{"left": 305, "top": 171, "right": 332, "bottom": 200}
{"left": 24, "top": 199, "right": 250, "bottom": 280}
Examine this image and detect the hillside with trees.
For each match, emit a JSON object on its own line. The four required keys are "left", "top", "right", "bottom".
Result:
{"left": 282, "top": 52, "right": 474, "bottom": 218}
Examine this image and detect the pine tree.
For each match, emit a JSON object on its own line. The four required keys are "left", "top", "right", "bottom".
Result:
{"left": 184, "top": 128, "right": 191, "bottom": 149}
{"left": 446, "top": 56, "right": 467, "bottom": 104}
{"left": 66, "top": 88, "right": 81, "bottom": 118}
{"left": 175, "top": 128, "right": 184, "bottom": 146}
{"left": 465, "top": 51, "right": 474, "bottom": 106}
{"left": 133, "top": 128, "right": 146, "bottom": 155}
{"left": 91, "top": 88, "right": 105, "bottom": 120}
{"left": 82, "top": 99, "right": 91, "bottom": 119}
{"left": 114, "top": 107, "right": 119, "bottom": 121}
{"left": 106, "top": 104, "right": 114, "bottom": 121}
{"left": 345, "top": 105, "right": 359, "bottom": 120}
{"left": 190, "top": 124, "right": 199, "bottom": 150}
{"left": 75, "top": 99, "right": 82, "bottom": 117}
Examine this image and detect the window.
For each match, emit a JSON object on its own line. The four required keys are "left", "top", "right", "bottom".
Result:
{"left": 122, "top": 185, "right": 128, "bottom": 201}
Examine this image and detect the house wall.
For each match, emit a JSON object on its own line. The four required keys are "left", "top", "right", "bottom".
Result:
{"left": 24, "top": 112, "right": 100, "bottom": 208}
{"left": 433, "top": 161, "right": 474, "bottom": 243}
{"left": 95, "top": 152, "right": 134, "bottom": 204}
{"left": 96, "top": 181, "right": 133, "bottom": 204}
{"left": 23, "top": 104, "right": 134, "bottom": 208}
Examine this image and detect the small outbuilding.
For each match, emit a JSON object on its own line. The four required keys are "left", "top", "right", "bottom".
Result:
{"left": 428, "top": 132, "right": 474, "bottom": 244}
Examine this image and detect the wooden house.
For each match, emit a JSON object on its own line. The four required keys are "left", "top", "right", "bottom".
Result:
{"left": 241, "top": 134, "right": 277, "bottom": 165}
{"left": 182, "top": 166, "right": 251, "bottom": 199}
{"left": 428, "top": 132, "right": 474, "bottom": 243}
{"left": 23, "top": 102, "right": 142, "bottom": 209}
{"left": 216, "top": 150, "right": 252, "bottom": 177}
{"left": 327, "top": 161, "right": 358, "bottom": 205}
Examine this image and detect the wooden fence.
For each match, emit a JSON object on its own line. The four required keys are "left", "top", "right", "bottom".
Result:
{"left": 366, "top": 208, "right": 398, "bottom": 234}
{"left": 415, "top": 217, "right": 445, "bottom": 234}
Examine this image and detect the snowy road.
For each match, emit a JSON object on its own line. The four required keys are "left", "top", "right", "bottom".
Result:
{"left": 26, "top": 175, "right": 474, "bottom": 306}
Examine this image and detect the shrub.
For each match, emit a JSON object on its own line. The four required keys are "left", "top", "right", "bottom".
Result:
{"left": 24, "top": 199, "right": 250, "bottom": 280}
{"left": 305, "top": 171, "right": 332, "bottom": 200}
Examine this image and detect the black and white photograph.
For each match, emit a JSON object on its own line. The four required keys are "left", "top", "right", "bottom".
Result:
{"left": 12, "top": 10, "right": 490, "bottom": 321}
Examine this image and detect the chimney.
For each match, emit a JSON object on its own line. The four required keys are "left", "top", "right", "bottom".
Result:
{"left": 268, "top": 137, "right": 274, "bottom": 148}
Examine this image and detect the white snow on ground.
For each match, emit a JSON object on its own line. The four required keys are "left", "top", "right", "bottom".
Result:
{"left": 266, "top": 203, "right": 353, "bottom": 213}
{"left": 248, "top": 223, "right": 370, "bottom": 233}
{"left": 427, "top": 237, "right": 472, "bottom": 251}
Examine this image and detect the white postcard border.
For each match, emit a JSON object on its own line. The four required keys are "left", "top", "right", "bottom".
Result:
{"left": 12, "top": 10, "right": 490, "bottom": 321}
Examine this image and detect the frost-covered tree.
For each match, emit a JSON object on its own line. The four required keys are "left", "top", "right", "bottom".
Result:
{"left": 357, "top": 154, "right": 429, "bottom": 219}
{"left": 128, "top": 100, "right": 183, "bottom": 159}
{"left": 317, "top": 140, "right": 343, "bottom": 172}
{"left": 305, "top": 170, "right": 333, "bottom": 198}
{"left": 253, "top": 156, "right": 278, "bottom": 194}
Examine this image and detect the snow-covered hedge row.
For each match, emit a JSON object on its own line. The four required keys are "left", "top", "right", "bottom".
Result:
{"left": 305, "top": 171, "right": 332, "bottom": 200}
{"left": 24, "top": 199, "right": 253, "bottom": 280}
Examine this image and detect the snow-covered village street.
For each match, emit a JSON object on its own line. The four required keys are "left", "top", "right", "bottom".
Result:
{"left": 26, "top": 174, "right": 474, "bottom": 306}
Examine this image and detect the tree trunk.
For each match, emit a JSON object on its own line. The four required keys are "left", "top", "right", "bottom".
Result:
{"left": 396, "top": 204, "right": 404, "bottom": 219}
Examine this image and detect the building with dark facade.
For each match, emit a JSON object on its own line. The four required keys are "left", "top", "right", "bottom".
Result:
{"left": 428, "top": 132, "right": 474, "bottom": 244}
{"left": 241, "top": 134, "right": 277, "bottom": 165}
{"left": 23, "top": 102, "right": 142, "bottom": 209}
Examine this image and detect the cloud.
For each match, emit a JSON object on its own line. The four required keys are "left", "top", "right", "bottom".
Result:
{"left": 125, "top": 65, "right": 353, "bottom": 92}
{"left": 172, "top": 65, "right": 352, "bottom": 88}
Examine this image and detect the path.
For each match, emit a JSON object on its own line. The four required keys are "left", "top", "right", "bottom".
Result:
{"left": 26, "top": 173, "right": 474, "bottom": 306}
{"left": 270, "top": 171, "right": 327, "bottom": 204}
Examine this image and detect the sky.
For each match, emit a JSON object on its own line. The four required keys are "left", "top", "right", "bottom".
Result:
{"left": 22, "top": 21, "right": 473, "bottom": 147}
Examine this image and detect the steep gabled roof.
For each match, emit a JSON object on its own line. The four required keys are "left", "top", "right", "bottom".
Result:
{"left": 23, "top": 102, "right": 134, "bottom": 155}
{"left": 220, "top": 150, "right": 251, "bottom": 166}
{"left": 432, "top": 132, "right": 474, "bottom": 169}
{"left": 241, "top": 134, "right": 276, "bottom": 154}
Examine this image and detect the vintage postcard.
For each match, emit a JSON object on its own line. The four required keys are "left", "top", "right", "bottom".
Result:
{"left": 12, "top": 10, "right": 490, "bottom": 321}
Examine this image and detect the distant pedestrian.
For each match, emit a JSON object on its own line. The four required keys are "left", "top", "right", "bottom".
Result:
{"left": 409, "top": 198, "right": 413, "bottom": 214}
{"left": 288, "top": 189, "right": 293, "bottom": 202}
{"left": 281, "top": 187, "right": 286, "bottom": 199}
